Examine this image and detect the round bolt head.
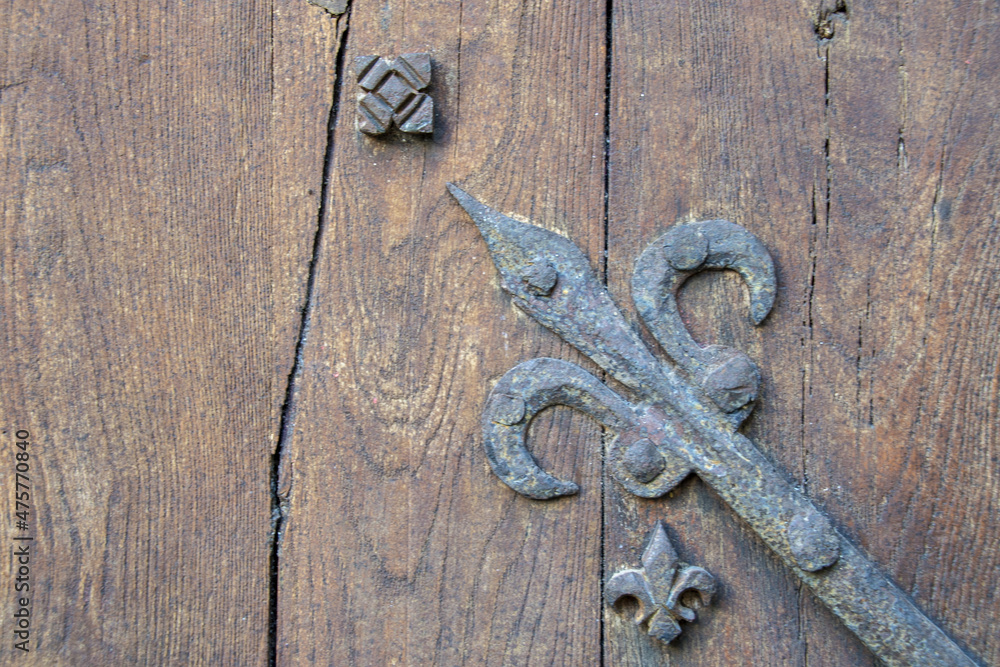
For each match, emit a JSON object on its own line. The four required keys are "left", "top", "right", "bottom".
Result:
{"left": 703, "top": 355, "right": 760, "bottom": 413}
{"left": 622, "top": 438, "right": 666, "bottom": 484}
{"left": 489, "top": 394, "right": 526, "bottom": 426}
{"left": 663, "top": 227, "right": 709, "bottom": 271}
{"left": 787, "top": 510, "right": 840, "bottom": 572}
{"left": 523, "top": 262, "right": 558, "bottom": 296}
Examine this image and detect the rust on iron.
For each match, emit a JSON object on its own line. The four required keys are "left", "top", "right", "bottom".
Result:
{"left": 448, "top": 183, "right": 979, "bottom": 667}
{"left": 606, "top": 521, "right": 716, "bottom": 644}
{"left": 788, "top": 509, "right": 841, "bottom": 572}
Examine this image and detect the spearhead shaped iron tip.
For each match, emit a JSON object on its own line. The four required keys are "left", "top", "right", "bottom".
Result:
{"left": 447, "top": 182, "right": 587, "bottom": 302}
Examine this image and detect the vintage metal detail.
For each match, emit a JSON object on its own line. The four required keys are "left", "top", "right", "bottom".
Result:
{"left": 355, "top": 54, "right": 433, "bottom": 136}
{"left": 606, "top": 521, "right": 716, "bottom": 644}
{"left": 448, "top": 183, "right": 979, "bottom": 666}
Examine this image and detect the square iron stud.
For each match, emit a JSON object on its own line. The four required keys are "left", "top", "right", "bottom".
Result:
{"left": 355, "top": 54, "right": 433, "bottom": 136}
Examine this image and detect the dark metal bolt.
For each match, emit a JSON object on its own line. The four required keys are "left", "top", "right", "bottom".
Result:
{"left": 703, "top": 355, "right": 759, "bottom": 413}
{"left": 523, "top": 262, "right": 558, "bottom": 296}
{"left": 623, "top": 437, "right": 666, "bottom": 484}
{"left": 787, "top": 510, "right": 840, "bottom": 572}
{"left": 663, "top": 227, "right": 709, "bottom": 271}
{"left": 489, "top": 394, "right": 526, "bottom": 426}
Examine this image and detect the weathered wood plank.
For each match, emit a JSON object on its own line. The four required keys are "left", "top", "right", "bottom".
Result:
{"left": 273, "top": 0, "right": 608, "bottom": 664}
{"left": 805, "top": 0, "right": 1000, "bottom": 664}
{"left": 0, "top": 0, "right": 333, "bottom": 662}
{"left": 6, "top": 0, "right": 996, "bottom": 663}
{"left": 606, "top": 0, "right": 999, "bottom": 665}
{"left": 605, "top": 0, "right": 826, "bottom": 663}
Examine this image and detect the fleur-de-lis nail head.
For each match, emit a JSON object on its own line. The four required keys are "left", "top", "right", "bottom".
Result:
{"left": 605, "top": 521, "right": 716, "bottom": 644}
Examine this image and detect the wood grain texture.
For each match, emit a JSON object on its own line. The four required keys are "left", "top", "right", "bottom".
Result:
{"left": 2, "top": 0, "right": 998, "bottom": 664}
{"left": 0, "top": 0, "right": 335, "bottom": 662}
{"left": 273, "top": 0, "right": 609, "bottom": 664}
{"left": 804, "top": 1, "right": 1000, "bottom": 663}
{"left": 606, "top": 0, "right": 1000, "bottom": 665}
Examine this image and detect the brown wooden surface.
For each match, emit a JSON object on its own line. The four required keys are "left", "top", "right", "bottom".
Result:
{"left": 0, "top": 0, "right": 335, "bottom": 663}
{"left": 605, "top": 0, "right": 821, "bottom": 662}
{"left": 606, "top": 0, "right": 1000, "bottom": 665}
{"left": 2, "top": 0, "right": 999, "bottom": 665}
{"left": 273, "top": 1, "right": 609, "bottom": 664}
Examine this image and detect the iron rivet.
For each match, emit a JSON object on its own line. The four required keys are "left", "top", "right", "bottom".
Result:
{"left": 355, "top": 54, "right": 433, "bottom": 136}
{"left": 663, "top": 227, "right": 709, "bottom": 271}
{"left": 703, "top": 355, "right": 759, "bottom": 413}
{"left": 787, "top": 510, "right": 840, "bottom": 572}
{"left": 523, "top": 262, "right": 558, "bottom": 296}
{"left": 623, "top": 438, "right": 666, "bottom": 483}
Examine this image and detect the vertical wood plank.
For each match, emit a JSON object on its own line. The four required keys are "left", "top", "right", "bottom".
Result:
{"left": 274, "top": 0, "right": 609, "bottom": 664}
{"left": 607, "top": 0, "right": 1000, "bottom": 665}
{"left": 606, "top": 0, "right": 826, "bottom": 663}
{"left": 4, "top": 0, "right": 995, "bottom": 664}
{"left": 805, "top": 0, "right": 1000, "bottom": 664}
{"left": 0, "top": 0, "right": 335, "bottom": 662}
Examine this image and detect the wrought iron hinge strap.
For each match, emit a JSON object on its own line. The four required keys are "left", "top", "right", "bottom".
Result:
{"left": 449, "top": 183, "right": 978, "bottom": 667}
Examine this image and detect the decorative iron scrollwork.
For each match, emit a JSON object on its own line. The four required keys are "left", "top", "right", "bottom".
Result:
{"left": 448, "top": 183, "right": 979, "bottom": 667}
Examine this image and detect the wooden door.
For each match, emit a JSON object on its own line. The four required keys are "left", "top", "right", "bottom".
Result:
{"left": 2, "top": 0, "right": 998, "bottom": 664}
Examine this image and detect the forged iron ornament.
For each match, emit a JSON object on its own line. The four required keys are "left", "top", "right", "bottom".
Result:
{"left": 355, "top": 54, "right": 434, "bottom": 136}
{"left": 606, "top": 521, "right": 716, "bottom": 644}
{"left": 447, "top": 183, "right": 979, "bottom": 666}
